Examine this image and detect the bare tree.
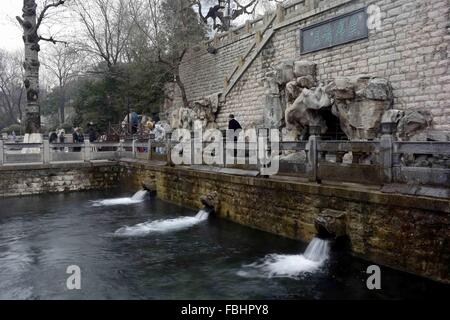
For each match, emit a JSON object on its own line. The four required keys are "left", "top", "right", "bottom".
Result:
{"left": 73, "top": 0, "right": 134, "bottom": 69}
{"left": 130, "top": 0, "right": 205, "bottom": 108}
{"left": 41, "top": 45, "right": 81, "bottom": 124}
{"left": 0, "top": 50, "right": 25, "bottom": 126}
{"left": 16, "top": 0, "right": 68, "bottom": 133}
{"left": 196, "top": 0, "right": 276, "bottom": 31}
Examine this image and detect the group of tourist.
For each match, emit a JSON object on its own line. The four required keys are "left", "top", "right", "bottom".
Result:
{"left": 49, "top": 124, "right": 98, "bottom": 152}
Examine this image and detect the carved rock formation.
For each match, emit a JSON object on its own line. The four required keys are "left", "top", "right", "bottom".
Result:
{"left": 285, "top": 83, "right": 334, "bottom": 136}
{"left": 314, "top": 209, "right": 347, "bottom": 239}
{"left": 166, "top": 94, "right": 220, "bottom": 131}
{"left": 330, "top": 76, "right": 393, "bottom": 140}
{"left": 142, "top": 182, "right": 157, "bottom": 197}
{"left": 397, "top": 110, "right": 433, "bottom": 140}
{"left": 382, "top": 109, "right": 433, "bottom": 140}
{"left": 200, "top": 191, "right": 219, "bottom": 212}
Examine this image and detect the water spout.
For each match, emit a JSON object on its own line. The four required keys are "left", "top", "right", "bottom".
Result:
{"left": 91, "top": 190, "right": 148, "bottom": 207}
{"left": 114, "top": 209, "right": 209, "bottom": 237}
{"left": 200, "top": 191, "right": 219, "bottom": 213}
{"left": 237, "top": 237, "right": 330, "bottom": 279}
{"left": 314, "top": 209, "right": 347, "bottom": 239}
{"left": 142, "top": 182, "right": 157, "bottom": 197}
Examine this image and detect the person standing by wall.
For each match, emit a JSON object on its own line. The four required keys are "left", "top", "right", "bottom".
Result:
{"left": 87, "top": 123, "right": 97, "bottom": 143}
{"left": 72, "top": 128, "right": 83, "bottom": 152}
{"left": 228, "top": 114, "right": 242, "bottom": 131}
{"left": 153, "top": 122, "right": 166, "bottom": 154}
{"left": 58, "top": 129, "right": 65, "bottom": 151}
{"left": 228, "top": 114, "right": 242, "bottom": 158}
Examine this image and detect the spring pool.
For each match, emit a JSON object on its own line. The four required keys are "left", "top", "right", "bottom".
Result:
{"left": 0, "top": 190, "right": 448, "bottom": 299}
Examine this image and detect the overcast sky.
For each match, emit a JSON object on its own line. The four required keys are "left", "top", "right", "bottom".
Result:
{"left": 0, "top": 0, "right": 25, "bottom": 53}
{"left": 0, "top": 0, "right": 278, "bottom": 54}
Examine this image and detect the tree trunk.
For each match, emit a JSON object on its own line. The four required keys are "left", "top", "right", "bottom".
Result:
{"left": 174, "top": 71, "right": 189, "bottom": 108}
{"left": 58, "top": 86, "right": 65, "bottom": 125}
{"left": 19, "top": 0, "right": 41, "bottom": 133}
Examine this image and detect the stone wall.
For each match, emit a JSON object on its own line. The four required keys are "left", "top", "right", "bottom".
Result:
{"left": 176, "top": 0, "right": 449, "bottom": 130}
{"left": 120, "top": 160, "right": 450, "bottom": 283}
{"left": 0, "top": 162, "right": 120, "bottom": 197}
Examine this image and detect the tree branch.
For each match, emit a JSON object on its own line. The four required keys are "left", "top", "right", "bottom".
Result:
{"left": 39, "top": 36, "right": 68, "bottom": 45}
{"left": 16, "top": 16, "right": 24, "bottom": 26}
{"left": 36, "top": 0, "right": 66, "bottom": 30}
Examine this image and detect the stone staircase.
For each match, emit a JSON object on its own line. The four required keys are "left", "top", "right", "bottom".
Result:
{"left": 222, "top": 12, "right": 277, "bottom": 99}
{"left": 220, "top": 0, "right": 322, "bottom": 99}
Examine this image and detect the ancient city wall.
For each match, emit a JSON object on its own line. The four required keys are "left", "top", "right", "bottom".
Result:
{"left": 176, "top": 0, "right": 449, "bottom": 130}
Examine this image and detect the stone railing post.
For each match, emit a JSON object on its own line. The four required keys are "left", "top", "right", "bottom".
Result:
{"left": 276, "top": 4, "right": 285, "bottom": 24}
{"left": 380, "top": 122, "right": 396, "bottom": 183}
{"left": 132, "top": 139, "right": 137, "bottom": 159}
{"left": 307, "top": 125, "right": 321, "bottom": 183}
{"left": 118, "top": 140, "right": 123, "bottom": 159}
{"left": 306, "top": 0, "right": 319, "bottom": 11}
{"left": 166, "top": 133, "right": 172, "bottom": 165}
{"left": 147, "top": 138, "right": 152, "bottom": 161}
{"left": 84, "top": 141, "right": 91, "bottom": 162}
{"left": 0, "top": 140, "right": 4, "bottom": 165}
{"left": 255, "top": 30, "right": 262, "bottom": 44}
{"left": 43, "top": 140, "right": 50, "bottom": 164}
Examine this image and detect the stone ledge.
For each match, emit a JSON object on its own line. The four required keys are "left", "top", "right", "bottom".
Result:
{"left": 0, "top": 160, "right": 118, "bottom": 172}
{"left": 119, "top": 160, "right": 450, "bottom": 214}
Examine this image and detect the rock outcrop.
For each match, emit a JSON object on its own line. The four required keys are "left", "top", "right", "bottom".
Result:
{"left": 330, "top": 76, "right": 393, "bottom": 140}
{"left": 285, "top": 83, "right": 334, "bottom": 136}
{"left": 167, "top": 94, "right": 221, "bottom": 131}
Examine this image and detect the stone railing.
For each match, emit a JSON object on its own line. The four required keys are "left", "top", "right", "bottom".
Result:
{"left": 0, "top": 139, "right": 170, "bottom": 165}
{"left": 204, "top": 0, "right": 323, "bottom": 49}
{"left": 1, "top": 132, "right": 449, "bottom": 191}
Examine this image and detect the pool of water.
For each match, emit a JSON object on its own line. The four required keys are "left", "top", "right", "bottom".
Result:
{"left": 0, "top": 190, "right": 448, "bottom": 300}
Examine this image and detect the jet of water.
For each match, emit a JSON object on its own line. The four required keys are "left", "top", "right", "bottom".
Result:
{"left": 237, "top": 237, "right": 330, "bottom": 279}
{"left": 114, "top": 210, "right": 210, "bottom": 237}
{"left": 91, "top": 190, "right": 148, "bottom": 207}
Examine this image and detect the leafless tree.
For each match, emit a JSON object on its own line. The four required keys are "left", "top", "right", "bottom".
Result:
{"left": 41, "top": 45, "right": 82, "bottom": 124}
{"left": 130, "top": 0, "right": 205, "bottom": 108}
{"left": 73, "top": 0, "right": 134, "bottom": 69}
{"left": 0, "top": 50, "right": 25, "bottom": 126}
{"left": 195, "top": 0, "right": 279, "bottom": 31}
{"left": 16, "top": 0, "right": 68, "bottom": 133}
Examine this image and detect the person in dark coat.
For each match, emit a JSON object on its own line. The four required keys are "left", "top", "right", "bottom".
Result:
{"left": 49, "top": 131, "right": 58, "bottom": 143}
{"left": 58, "top": 129, "right": 65, "bottom": 151}
{"left": 72, "top": 128, "right": 83, "bottom": 152}
{"left": 87, "top": 123, "right": 97, "bottom": 143}
{"left": 228, "top": 114, "right": 242, "bottom": 131}
{"left": 228, "top": 114, "right": 242, "bottom": 158}
{"left": 49, "top": 131, "right": 58, "bottom": 151}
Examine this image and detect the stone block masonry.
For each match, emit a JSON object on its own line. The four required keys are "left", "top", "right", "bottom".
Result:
{"left": 0, "top": 162, "right": 120, "bottom": 198}
{"left": 120, "top": 160, "right": 450, "bottom": 284}
{"left": 176, "top": 0, "right": 450, "bottom": 131}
